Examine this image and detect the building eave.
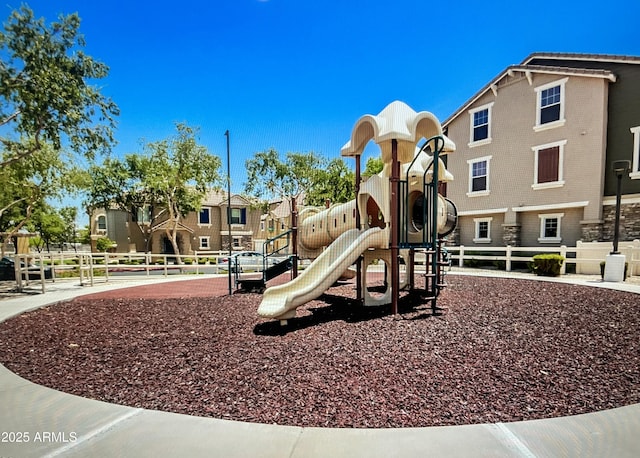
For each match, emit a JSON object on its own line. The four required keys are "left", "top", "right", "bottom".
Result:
{"left": 522, "top": 52, "right": 640, "bottom": 66}
{"left": 512, "top": 201, "right": 589, "bottom": 213}
{"left": 443, "top": 63, "right": 617, "bottom": 128}
{"left": 150, "top": 220, "right": 195, "bottom": 234}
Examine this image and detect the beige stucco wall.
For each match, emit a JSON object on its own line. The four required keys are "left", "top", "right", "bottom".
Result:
{"left": 445, "top": 71, "right": 609, "bottom": 245}
{"left": 90, "top": 197, "right": 263, "bottom": 254}
{"left": 518, "top": 207, "right": 584, "bottom": 246}
{"left": 457, "top": 213, "right": 505, "bottom": 246}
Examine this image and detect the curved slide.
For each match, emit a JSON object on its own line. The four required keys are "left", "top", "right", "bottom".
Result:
{"left": 258, "top": 227, "right": 388, "bottom": 320}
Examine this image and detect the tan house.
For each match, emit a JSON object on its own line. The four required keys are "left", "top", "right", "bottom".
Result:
{"left": 90, "top": 190, "right": 263, "bottom": 254}
{"left": 255, "top": 194, "right": 306, "bottom": 255}
{"left": 443, "top": 52, "right": 640, "bottom": 247}
{"left": 257, "top": 199, "right": 291, "bottom": 254}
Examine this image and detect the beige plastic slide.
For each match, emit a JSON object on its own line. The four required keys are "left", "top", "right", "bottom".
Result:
{"left": 257, "top": 226, "right": 388, "bottom": 320}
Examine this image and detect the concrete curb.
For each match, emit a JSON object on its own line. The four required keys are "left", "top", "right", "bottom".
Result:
{"left": 1, "top": 273, "right": 639, "bottom": 457}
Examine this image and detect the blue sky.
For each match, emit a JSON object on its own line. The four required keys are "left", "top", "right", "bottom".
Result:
{"left": 4, "top": 0, "right": 640, "bottom": 218}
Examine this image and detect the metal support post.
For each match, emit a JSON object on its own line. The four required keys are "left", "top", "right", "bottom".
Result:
{"left": 390, "top": 139, "right": 400, "bottom": 315}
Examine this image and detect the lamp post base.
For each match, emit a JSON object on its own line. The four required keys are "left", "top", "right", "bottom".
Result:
{"left": 603, "top": 253, "right": 626, "bottom": 282}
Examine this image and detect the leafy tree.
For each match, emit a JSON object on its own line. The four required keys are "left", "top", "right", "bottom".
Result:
{"left": 0, "top": 5, "right": 118, "bottom": 254}
{"left": 78, "top": 225, "right": 91, "bottom": 245}
{"left": 0, "top": 5, "right": 118, "bottom": 167}
{"left": 244, "top": 149, "right": 325, "bottom": 203}
{"left": 59, "top": 206, "right": 79, "bottom": 251}
{"left": 305, "top": 158, "right": 355, "bottom": 206}
{"left": 29, "top": 203, "right": 66, "bottom": 252}
{"left": 244, "top": 149, "right": 327, "bottom": 275}
{"left": 0, "top": 142, "right": 85, "bottom": 255}
{"left": 362, "top": 156, "right": 384, "bottom": 179}
{"left": 245, "top": 149, "right": 358, "bottom": 208}
{"left": 87, "top": 124, "right": 222, "bottom": 260}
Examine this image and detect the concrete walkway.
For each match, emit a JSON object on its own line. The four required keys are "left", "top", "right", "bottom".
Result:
{"left": 1, "top": 272, "right": 639, "bottom": 457}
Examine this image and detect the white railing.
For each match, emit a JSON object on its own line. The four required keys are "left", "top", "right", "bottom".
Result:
{"left": 445, "top": 240, "right": 640, "bottom": 277}
{"left": 7, "top": 241, "right": 639, "bottom": 293}
{"left": 10, "top": 251, "right": 246, "bottom": 293}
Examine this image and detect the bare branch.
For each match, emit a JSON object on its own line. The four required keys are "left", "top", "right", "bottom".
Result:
{"left": 0, "top": 196, "right": 29, "bottom": 218}
{"left": 0, "top": 145, "right": 39, "bottom": 167}
{"left": 0, "top": 110, "right": 21, "bottom": 126}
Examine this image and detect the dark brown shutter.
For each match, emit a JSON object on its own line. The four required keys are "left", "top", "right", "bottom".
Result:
{"left": 538, "top": 146, "right": 559, "bottom": 183}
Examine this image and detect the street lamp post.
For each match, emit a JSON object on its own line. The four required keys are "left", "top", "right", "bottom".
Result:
{"left": 611, "top": 160, "right": 630, "bottom": 254}
{"left": 604, "top": 160, "right": 630, "bottom": 282}
{"left": 225, "top": 130, "right": 232, "bottom": 295}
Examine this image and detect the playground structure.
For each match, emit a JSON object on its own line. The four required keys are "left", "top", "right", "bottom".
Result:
{"left": 257, "top": 101, "right": 458, "bottom": 323}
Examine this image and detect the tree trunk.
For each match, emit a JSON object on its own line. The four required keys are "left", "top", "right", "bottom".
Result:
{"left": 166, "top": 219, "right": 182, "bottom": 265}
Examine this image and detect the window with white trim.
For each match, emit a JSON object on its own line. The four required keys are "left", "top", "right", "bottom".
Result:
{"left": 631, "top": 126, "right": 640, "bottom": 179}
{"left": 96, "top": 214, "right": 107, "bottom": 232}
{"left": 232, "top": 236, "right": 242, "bottom": 248}
{"left": 469, "top": 102, "right": 494, "bottom": 146}
{"left": 199, "top": 236, "right": 210, "bottom": 249}
{"left": 538, "top": 213, "right": 563, "bottom": 243}
{"left": 136, "top": 205, "right": 151, "bottom": 224}
{"left": 467, "top": 156, "right": 492, "bottom": 196}
{"left": 532, "top": 140, "right": 566, "bottom": 189}
{"left": 230, "top": 208, "right": 247, "bottom": 225}
{"left": 473, "top": 217, "right": 492, "bottom": 243}
{"left": 534, "top": 78, "right": 567, "bottom": 131}
{"left": 199, "top": 207, "right": 211, "bottom": 225}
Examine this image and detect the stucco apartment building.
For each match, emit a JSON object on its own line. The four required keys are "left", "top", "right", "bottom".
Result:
{"left": 443, "top": 52, "right": 640, "bottom": 248}
{"left": 254, "top": 194, "right": 310, "bottom": 256}
{"left": 90, "top": 190, "right": 262, "bottom": 254}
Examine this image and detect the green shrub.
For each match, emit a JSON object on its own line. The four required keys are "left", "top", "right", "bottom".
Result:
{"left": 197, "top": 257, "right": 207, "bottom": 264}
{"left": 95, "top": 237, "right": 115, "bottom": 252}
{"left": 463, "top": 258, "right": 480, "bottom": 268}
{"left": 55, "top": 268, "right": 79, "bottom": 278}
{"left": 184, "top": 258, "right": 194, "bottom": 265}
{"left": 531, "top": 254, "right": 564, "bottom": 277}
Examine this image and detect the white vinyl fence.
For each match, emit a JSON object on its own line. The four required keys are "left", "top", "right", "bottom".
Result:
{"left": 8, "top": 251, "right": 247, "bottom": 293}
{"left": 446, "top": 240, "right": 640, "bottom": 277}
{"left": 6, "top": 240, "right": 639, "bottom": 293}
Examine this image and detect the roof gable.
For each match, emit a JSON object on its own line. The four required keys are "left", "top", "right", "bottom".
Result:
{"left": 202, "top": 190, "right": 256, "bottom": 208}
{"left": 225, "top": 194, "right": 253, "bottom": 207}
{"left": 442, "top": 53, "right": 633, "bottom": 127}
{"left": 150, "top": 220, "right": 194, "bottom": 234}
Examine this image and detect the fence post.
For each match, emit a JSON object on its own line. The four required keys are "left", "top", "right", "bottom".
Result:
{"left": 506, "top": 245, "right": 512, "bottom": 272}
{"left": 560, "top": 245, "right": 567, "bottom": 275}
{"left": 88, "top": 254, "right": 94, "bottom": 286}
{"left": 79, "top": 254, "right": 84, "bottom": 286}
{"left": 458, "top": 245, "right": 464, "bottom": 267}
{"left": 38, "top": 253, "right": 46, "bottom": 294}
{"left": 50, "top": 254, "right": 57, "bottom": 282}
{"left": 575, "top": 241, "right": 582, "bottom": 274}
